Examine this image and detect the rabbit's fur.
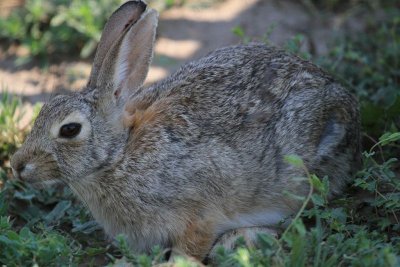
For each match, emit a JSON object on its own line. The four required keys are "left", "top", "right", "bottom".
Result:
{"left": 11, "top": 0, "right": 360, "bottom": 261}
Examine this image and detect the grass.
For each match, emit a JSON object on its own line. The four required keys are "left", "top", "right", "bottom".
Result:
{"left": 0, "top": 0, "right": 223, "bottom": 62}
{"left": 0, "top": 0, "right": 124, "bottom": 60}
{"left": 0, "top": 93, "right": 25, "bottom": 162}
{"left": 0, "top": 2, "right": 399, "bottom": 266}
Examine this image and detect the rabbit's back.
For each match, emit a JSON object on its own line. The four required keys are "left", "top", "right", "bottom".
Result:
{"left": 127, "top": 43, "right": 360, "bottom": 196}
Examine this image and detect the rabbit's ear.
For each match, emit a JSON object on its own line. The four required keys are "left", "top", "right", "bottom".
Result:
{"left": 111, "top": 8, "right": 158, "bottom": 101}
{"left": 87, "top": 0, "right": 147, "bottom": 88}
{"left": 89, "top": 6, "right": 158, "bottom": 112}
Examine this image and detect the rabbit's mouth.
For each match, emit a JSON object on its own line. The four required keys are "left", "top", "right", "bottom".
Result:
{"left": 11, "top": 160, "right": 62, "bottom": 188}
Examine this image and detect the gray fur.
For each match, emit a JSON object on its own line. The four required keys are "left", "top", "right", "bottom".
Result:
{"left": 11, "top": 1, "right": 360, "bottom": 261}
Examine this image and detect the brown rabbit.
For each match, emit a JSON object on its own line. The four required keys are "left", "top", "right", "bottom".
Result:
{"left": 11, "top": 0, "right": 360, "bottom": 261}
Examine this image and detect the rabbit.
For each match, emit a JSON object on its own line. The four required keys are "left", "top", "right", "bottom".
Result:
{"left": 11, "top": 0, "right": 361, "bottom": 261}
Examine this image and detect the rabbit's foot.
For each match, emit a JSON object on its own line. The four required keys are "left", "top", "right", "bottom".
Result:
{"left": 172, "top": 220, "right": 216, "bottom": 262}
{"left": 207, "top": 226, "right": 278, "bottom": 261}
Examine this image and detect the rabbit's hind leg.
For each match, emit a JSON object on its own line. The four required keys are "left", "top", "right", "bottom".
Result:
{"left": 207, "top": 226, "right": 278, "bottom": 261}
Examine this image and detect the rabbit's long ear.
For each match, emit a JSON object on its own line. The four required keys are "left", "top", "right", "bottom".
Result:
{"left": 87, "top": 1, "right": 147, "bottom": 88}
{"left": 109, "top": 8, "right": 158, "bottom": 101}
{"left": 89, "top": 6, "right": 158, "bottom": 113}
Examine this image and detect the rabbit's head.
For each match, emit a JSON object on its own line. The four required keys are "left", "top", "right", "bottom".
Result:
{"left": 11, "top": 1, "right": 158, "bottom": 185}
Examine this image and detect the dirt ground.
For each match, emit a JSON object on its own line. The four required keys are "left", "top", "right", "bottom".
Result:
{"left": 0, "top": 0, "right": 370, "bottom": 124}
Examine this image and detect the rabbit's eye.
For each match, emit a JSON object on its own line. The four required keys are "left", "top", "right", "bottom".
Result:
{"left": 59, "top": 123, "right": 82, "bottom": 138}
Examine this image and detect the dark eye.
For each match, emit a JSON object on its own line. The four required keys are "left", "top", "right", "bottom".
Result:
{"left": 59, "top": 123, "right": 82, "bottom": 138}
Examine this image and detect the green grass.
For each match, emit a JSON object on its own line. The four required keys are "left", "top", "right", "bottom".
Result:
{"left": 0, "top": 93, "right": 25, "bottom": 161}
{"left": 0, "top": 0, "right": 124, "bottom": 60}
{"left": 0, "top": 0, "right": 223, "bottom": 62}
{"left": 0, "top": 2, "right": 399, "bottom": 267}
